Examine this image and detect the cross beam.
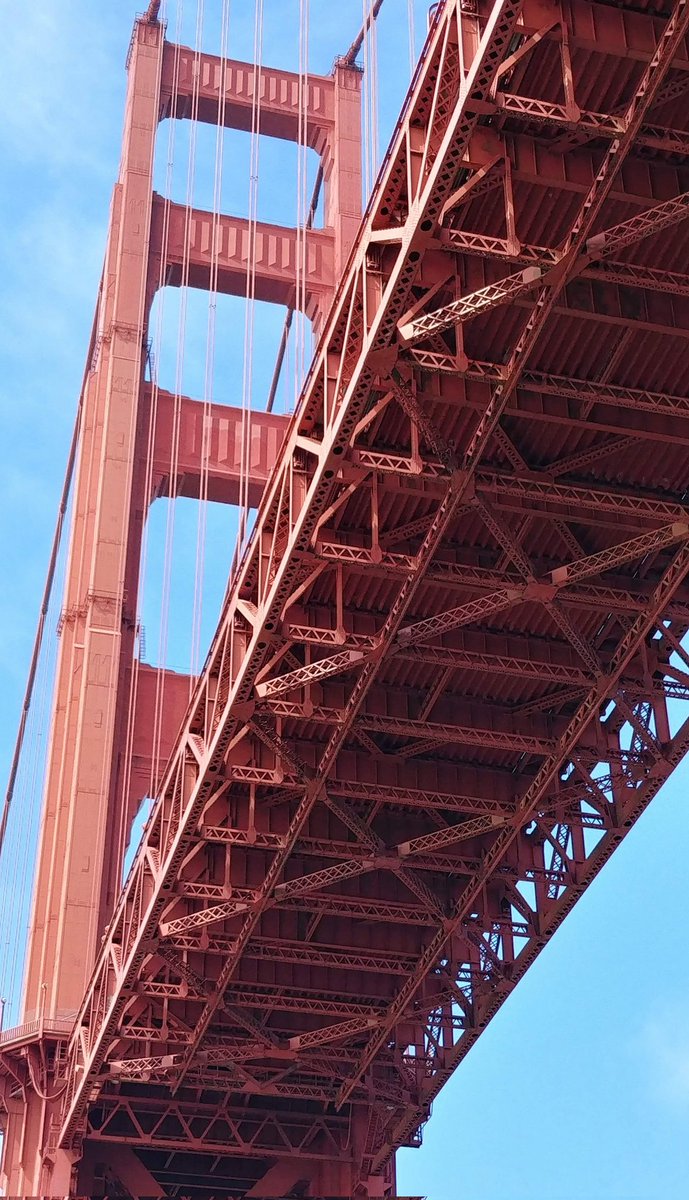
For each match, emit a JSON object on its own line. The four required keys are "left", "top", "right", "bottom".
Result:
{"left": 334, "top": 0, "right": 689, "bottom": 1112}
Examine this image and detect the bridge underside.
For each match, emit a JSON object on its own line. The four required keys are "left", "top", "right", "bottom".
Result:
{"left": 5, "top": 0, "right": 689, "bottom": 1196}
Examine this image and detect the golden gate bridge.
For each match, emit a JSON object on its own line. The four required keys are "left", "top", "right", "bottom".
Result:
{"left": 3, "top": 0, "right": 689, "bottom": 1194}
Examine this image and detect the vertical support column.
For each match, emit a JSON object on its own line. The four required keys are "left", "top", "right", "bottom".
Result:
{"left": 4, "top": 18, "right": 366, "bottom": 1199}
{"left": 22, "top": 18, "right": 163, "bottom": 1027}
{"left": 1, "top": 24, "right": 163, "bottom": 1195}
{"left": 326, "top": 61, "right": 363, "bottom": 279}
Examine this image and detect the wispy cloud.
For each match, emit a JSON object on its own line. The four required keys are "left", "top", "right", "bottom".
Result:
{"left": 0, "top": 5, "right": 127, "bottom": 720}
{"left": 640, "top": 999, "right": 689, "bottom": 1108}
{"left": 0, "top": 3, "right": 121, "bottom": 175}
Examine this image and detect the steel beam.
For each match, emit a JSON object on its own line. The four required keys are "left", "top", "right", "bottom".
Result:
{"left": 160, "top": 44, "right": 335, "bottom": 149}
{"left": 153, "top": 199, "right": 334, "bottom": 319}
{"left": 334, "top": 0, "right": 689, "bottom": 1113}
{"left": 337, "top": 540, "right": 689, "bottom": 1111}
{"left": 398, "top": 266, "right": 544, "bottom": 344}
{"left": 87, "top": 1096, "right": 351, "bottom": 1160}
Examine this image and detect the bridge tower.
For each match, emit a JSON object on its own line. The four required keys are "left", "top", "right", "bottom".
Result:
{"left": 0, "top": 6, "right": 365, "bottom": 1196}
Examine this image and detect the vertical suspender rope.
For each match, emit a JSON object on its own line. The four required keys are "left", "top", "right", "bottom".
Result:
{"left": 371, "top": 0, "right": 380, "bottom": 171}
{"left": 365, "top": 0, "right": 380, "bottom": 186}
{"left": 302, "top": 1, "right": 311, "bottom": 388}
{"left": 264, "top": 0, "right": 387, "bottom": 415}
{"left": 149, "top": 0, "right": 196, "bottom": 809}
{"left": 295, "top": 0, "right": 305, "bottom": 405}
{"left": 295, "top": 0, "right": 310, "bottom": 408}
{"left": 408, "top": 0, "right": 416, "bottom": 74}
{"left": 191, "top": 0, "right": 232, "bottom": 677}
{"left": 152, "top": 0, "right": 205, "bottom": 788}
{"left": 235, "top": 0, "right": 265, "bottom": 561}
{"left": 362, "top": 0, "right": 371, "bottom": 197}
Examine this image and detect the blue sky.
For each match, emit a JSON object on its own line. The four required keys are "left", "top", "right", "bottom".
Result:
{"left": 1, "top": 4, "right": 689, "bottom": 1198}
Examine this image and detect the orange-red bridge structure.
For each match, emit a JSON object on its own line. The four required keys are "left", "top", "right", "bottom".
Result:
{"left": 4, "top": 0, "right": 689, "bottom": 1194}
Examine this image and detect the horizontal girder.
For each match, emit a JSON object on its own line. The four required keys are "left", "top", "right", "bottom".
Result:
{"left": 153, "top": 198, "right": 334, "bottom": 317}
{"left": 87, "top": 1094, "right": 351, "bottom": 1160}
{"left": 150, "top": 389, "right": 287, "bottom": 507}
{"left": 160, "top": 42, "right": 335, "bottom": 150}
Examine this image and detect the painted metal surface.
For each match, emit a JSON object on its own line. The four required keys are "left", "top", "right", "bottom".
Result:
{"left": 4, "top": 0, "right": 689, "bottom": 1194}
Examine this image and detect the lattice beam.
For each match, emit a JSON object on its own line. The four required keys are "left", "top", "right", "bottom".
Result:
{"left": 335, "top": 0, "right": 689, "bottom": 1113}
{"left": 398, "top": 266, "right": 544, "bottom": 344}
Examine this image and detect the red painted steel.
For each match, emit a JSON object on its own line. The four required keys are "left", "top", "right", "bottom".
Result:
{"left": 153, "top": 200, "right": 336, "bottom": 325}
{"left": 150, "top": 390, "right": 286, "bottom": 506}
{"left": 0, "top": 8, "right": 362, "bottom": 1195}
{"left": 4, "top": 0, "right": 689, "bottom": 1195}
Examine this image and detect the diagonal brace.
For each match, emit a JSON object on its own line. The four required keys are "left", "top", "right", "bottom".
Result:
{"left": 398, "top": 266, "right": 543, "bottom": 345}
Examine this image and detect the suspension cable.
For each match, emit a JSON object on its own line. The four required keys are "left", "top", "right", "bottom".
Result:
{"left": 266, "top": 161, "right": 322, "bottom": 414}
{"left": 265, "top": 0, "right": 387, "bottom": 413}
{"left": 0, "top": 297, "right": 100, "bottom": 857}
{"left": 234, "top": 0, "right": 265, "bottom": 561}
{"left": 408, "top": 0, "right": 416, "bottom": 74}
{"left": 343, "top": 0, "right": 386, "bottom": 67}
{"left": 295, "top": 0, "right": 311, "bottom": 403}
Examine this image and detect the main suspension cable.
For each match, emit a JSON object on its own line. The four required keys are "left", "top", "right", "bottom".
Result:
{"left": 0, "top": 296, "right": 100, "bottom": 857}
{"left": 265, "top": 161, "right": 322, "bottom": 414}
{"left": 343, "top": 0, "right": 386, "bottom": 67}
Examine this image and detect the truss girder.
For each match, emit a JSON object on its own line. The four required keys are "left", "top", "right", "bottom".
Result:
{"left": 331, "top": 0, "right": 689, "bottom": 1117}
{"left": 372, "top": 705, "right": 689, "bottom": 1165}
{"left": 496, "top": 91, "right": 689, "bottom": 157}
{"left": 399, "top": 265, "right": 544, "bottom": 344}
{"left": 336, "top": 544, "right": 689, "bottom": 1111}
{"left": 343, "top": 452, "right": 689, "bottom": 523}
{"left": 87, "top": 1095, "right": 352, "bottom": 1160}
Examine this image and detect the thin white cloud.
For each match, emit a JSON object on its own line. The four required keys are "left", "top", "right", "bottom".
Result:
{"left": 0, "top": 2, "right": 121, "bottom": 175}
{"left": 641, "top": 1001, "right": 689, "bottom": 1108}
